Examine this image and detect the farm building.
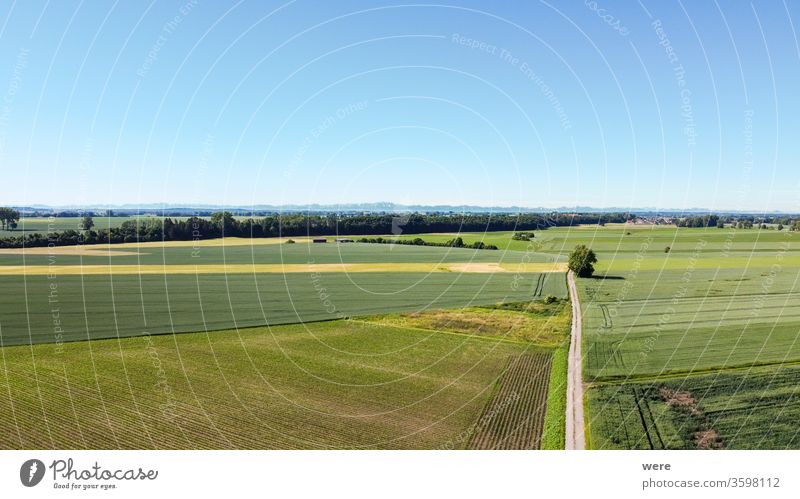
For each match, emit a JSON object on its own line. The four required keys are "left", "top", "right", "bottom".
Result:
{"left": 312, "top": 238, "right": 327, "bottom": 243}
{"left": 336, "top": 238, "right": 354, "bottom": 243}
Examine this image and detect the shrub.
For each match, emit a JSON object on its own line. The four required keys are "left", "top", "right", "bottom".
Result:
{"left": 512, "top": 232, "right": 534, "bottom": 241}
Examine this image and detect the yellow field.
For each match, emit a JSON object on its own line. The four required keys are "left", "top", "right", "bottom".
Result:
{"left": 0, "top": 261, "right": 567, "bottom": 276}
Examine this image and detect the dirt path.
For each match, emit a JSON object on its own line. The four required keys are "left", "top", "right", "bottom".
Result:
{"left": 565, "top": 270, "right": 586, "bottom": 450}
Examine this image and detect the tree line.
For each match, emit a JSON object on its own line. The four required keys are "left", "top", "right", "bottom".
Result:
{"left": 357, "top": 236, "right": 498, "bottom": 250}
{"left": 675, "top": 214, "right": 800, "bottom": 230}
{"left": 0, "top": 211, "right": 633, "bottom": 249}
{"left": 0, "top": 207, "right": 20, "bottom": 230}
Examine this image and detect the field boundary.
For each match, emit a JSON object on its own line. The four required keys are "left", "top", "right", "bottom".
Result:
{"left": 540, "top": 343, "right": 568, "bottom": 449}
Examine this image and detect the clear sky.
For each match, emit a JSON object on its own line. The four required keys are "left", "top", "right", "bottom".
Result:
{"left": 0, "top": 1, "right": 798, "bottom": 211}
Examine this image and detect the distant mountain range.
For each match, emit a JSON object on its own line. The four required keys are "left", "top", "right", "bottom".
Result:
{"left": 8, "top": 202, "right": 799, "bottom": 216}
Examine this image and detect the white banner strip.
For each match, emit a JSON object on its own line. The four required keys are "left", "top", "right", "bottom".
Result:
{"left": 1, "top": 450, "right": 798, "bottom": 498}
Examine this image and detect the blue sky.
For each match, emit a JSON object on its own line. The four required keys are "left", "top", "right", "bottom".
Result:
{"left": 0, "top": 0, "right": 798, "bottom": 211}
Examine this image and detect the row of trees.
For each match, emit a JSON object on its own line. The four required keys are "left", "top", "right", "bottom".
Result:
{"left": 674, "top": 215, "right": 720, "bottom": 228}
{"left": 0, "top": 207, "right": 20, "bottom": 230}
{"left": 357, "top": 236, "right": 499, "bottom": 250}
{"left": 0, "top": 211, "right": 633, "bottom": 249}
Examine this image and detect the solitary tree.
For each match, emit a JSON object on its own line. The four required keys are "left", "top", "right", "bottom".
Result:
{"left": 568, "top": 244, "right": 598, "bottom": 277}
{"left": 81, "top": 215, "right": 95, "bottom": 231}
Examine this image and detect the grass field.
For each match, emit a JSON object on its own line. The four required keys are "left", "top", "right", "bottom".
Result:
{"left": 365, "top": 297, "right": 570, "bottom": 345}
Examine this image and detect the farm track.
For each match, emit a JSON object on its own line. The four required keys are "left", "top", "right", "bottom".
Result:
{"left": 467, "top": 353, "right": 552, "bottom": 449}
{"left": 566, "top": 270, "right": 586, "bottom": 450}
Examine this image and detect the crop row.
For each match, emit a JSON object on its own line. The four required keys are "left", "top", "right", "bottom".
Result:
{"left": 467, "top": 352, "right": 553, "bottom": 450}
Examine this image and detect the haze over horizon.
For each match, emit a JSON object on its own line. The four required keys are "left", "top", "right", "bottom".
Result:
{"left": 1, "top": 1, "right": 799, "bottom": 211}
{"left": 9, "top": 200, "right": 799, "bottom": 215}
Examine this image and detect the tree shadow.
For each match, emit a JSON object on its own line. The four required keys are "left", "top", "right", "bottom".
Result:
{"left": 589, "top": 274, "right": 625, "bottom": 280}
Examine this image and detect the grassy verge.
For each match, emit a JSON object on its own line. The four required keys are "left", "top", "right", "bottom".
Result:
{"left": 365, "top": 297, "right": 570, "bottom": 346}
{"left": 540, "top": 342, "right": 568, "bottom": 449}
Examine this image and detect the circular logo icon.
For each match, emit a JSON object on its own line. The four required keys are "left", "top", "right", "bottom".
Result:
{"left": 20, "top": 459, "right": 45, "bottom": 487}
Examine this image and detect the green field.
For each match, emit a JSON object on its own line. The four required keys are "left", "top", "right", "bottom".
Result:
{"left": 0, "top": 216, "right": 146, "bottom": 235}
{"left": 395, "top": 225, "right": 800, "bottom": 449}
{"left": 544, "top": 225, "right": 800, "bottom": 450}
{"left": 0, "top": 243, "right": 565, "bottom": 346}
{"left": 2, "top": 224, "right": 799, "bottom": 449}
{"left": 0, "top": 319, "right": 545, "bottom": 449}
{"left": 589, "top": 365, "right": 800, "bottom": 449}
{"left": 0, "top": 237, "right": 569, "bottom": 449}
{"left": 0, "top": 292, "right": 570, "bottom": 449}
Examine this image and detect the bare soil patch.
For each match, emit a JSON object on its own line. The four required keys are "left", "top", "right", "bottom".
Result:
{"left": 658, "top": 387, "right": 724, "bottom": 449}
